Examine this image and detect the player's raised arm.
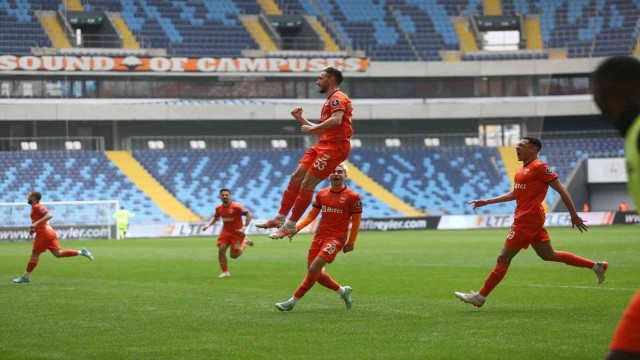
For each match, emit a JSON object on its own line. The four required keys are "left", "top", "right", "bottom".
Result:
{"left": 549, "top": 178, "right": 588, "bottom": 232}
{"left": 468, "top": 191, "right": 515, "bottom": 209}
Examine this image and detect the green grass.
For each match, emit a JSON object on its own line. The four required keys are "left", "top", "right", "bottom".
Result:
{"left": 1, "top": 225, "right": 639, "bottom": 360}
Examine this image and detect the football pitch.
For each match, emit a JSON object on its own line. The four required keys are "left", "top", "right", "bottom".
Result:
{"left": 1, "top": 225, "right": 638, "bottom": 360}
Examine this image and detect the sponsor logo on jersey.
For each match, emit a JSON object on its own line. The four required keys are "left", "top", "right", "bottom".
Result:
{"left": 523, "top": 169, "right": 530, "bottom": 174}
{"left": 222, "top": 217, "right": 235, "bottom": 222}
{"left": 514, "top": 183, "right": 526, "bottom": 189}
{"left": 321, "top": 206, "right": 343, "bottom": 214}
{"left": 339, "top": 196, "right": 347, "bottom": 203}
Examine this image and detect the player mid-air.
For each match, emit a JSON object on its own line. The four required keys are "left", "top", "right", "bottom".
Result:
{"left": 256, "top": 66, "right": 353, "bottom": 240}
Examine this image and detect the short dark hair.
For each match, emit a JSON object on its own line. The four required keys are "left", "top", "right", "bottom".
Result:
{"left": 322, "top": 66, "right": 343, "bottom": 85}
{"left": 219, "top": 188, "right": 231, "bottom": 194}
{"left": 30, "top": 191, "right": 42, "bottom": 200}
{"left": 593, "top": 56, "right": 640, "bottom": 90}
{"left": 522, "top": 136, "right": 542, "bottom": 151}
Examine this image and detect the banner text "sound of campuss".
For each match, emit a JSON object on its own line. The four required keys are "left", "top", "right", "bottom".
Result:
{"left": 0, "top": 55, "right": 368, "bottom": 73}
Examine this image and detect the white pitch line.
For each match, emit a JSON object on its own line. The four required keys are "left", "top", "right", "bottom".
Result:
{"left": 525, "top": 284, "right": 638, "bottom": 291}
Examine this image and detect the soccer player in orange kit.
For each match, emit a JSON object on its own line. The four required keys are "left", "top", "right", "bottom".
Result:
{"left": 256, "top": 66, "right": 354, "bottom": 240}
{"left": 454, "top": 137, "right": 607, "bottom": 308}
{"left": 202, "top": 188, "right": 253, "bottom": 278}
{"left": 275, "top": 163, "right": 362, "bottom": 311}
{"left": 13, "top": 191, "right": 93, "bottom": 284}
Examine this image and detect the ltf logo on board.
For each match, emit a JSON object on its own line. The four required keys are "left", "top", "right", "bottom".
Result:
{"left": 0, "top": 55, "right": 368, "bottom": 73}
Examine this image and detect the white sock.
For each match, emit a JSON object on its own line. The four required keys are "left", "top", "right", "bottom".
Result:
{"left": 284, "top": 220, "right": 296, "bottom": 229}
{"left": 288, "top": 296, "right": 299, "bottom": 305}
{"left": 77, "top": 250, "right": 82, "bottom": 255}
{"left": 275, "top": 214, "right": 286, "bottom": 220}
{"left": 592, "top": 263, "right": 600, "bottom": 271}
{"left": 24, "top": 272, "right": 31, "bottom": 278}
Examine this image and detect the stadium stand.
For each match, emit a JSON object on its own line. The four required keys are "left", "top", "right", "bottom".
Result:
{"left": 0, "top": 151, "right": 172, "bottom": 224}
{"left": 0, "top": 0, "right": 51, "bottom": 55}
{"left": 132, "top": 149, "right": 403, "bottom": 219}
{"left": 349, "top": 147, "right": 515, "bottom": 215}
{"left": 1, "top": 0, "right": 637, "bottom": 60}
{"left": 540, "top": 136, "right": 625, "bottom": 205}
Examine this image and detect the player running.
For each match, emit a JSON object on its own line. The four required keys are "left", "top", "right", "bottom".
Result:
{"left": 275, "top": 163, "right": 362, "bottom": 311}
{"left": 256, "top": 66, "right": 354, "bottom": 240}
{"left": 13, "top": 191, "right": 93, "bottom": 284}
{"left": 202, "top": 188, "right": 253, "bottom": 278}
{"left": 454, "top": 137, "right": 607, "bottom": 308}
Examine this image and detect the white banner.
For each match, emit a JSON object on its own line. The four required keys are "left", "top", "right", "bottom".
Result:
{"left": 588, "top": 158, "right": 628, "bottom": 183}
{"left": 437, "top": 211, "right": 615, "bottom": 230}
{"left": 127, "top": 219, "right": 318, "bottom": 239}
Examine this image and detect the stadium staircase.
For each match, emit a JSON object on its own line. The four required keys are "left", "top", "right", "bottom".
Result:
{"left": 38, "top": 12, "right": 71, "bottom": 49}
{"left": 307, "top": 16, "right": 340, "bottom": 51}
{"left": 524, "top": 15, "right": 543, "bottom": 50}
{"left": 64, "top": 0, "right": 83, "bottom": 11}
{"left": 343, "top": 160, "right": 423, "bottom": 217}
{"left": 483, "top": 0, "right": 502, "bottom": 15}
{"left": 453, "top": 17, "right": 478, "bottom": 52}
{"left": 110, "top": 13, "right": 140, "bottom": 49}
{"left": 105, "top": 151, "right": 202, "bottom": 222}
{"left": 240, "top": 15, "right": 279, "bottom": 52}
{"left": 256, "top": 0, "right": 282, "bottom": 15}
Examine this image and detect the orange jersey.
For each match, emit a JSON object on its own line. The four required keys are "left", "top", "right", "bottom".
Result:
{"left": 610, "top": 290, "right": 640, "bottom": 353}
{"left": 312, "top": 186, "right": 362, "bottom": 241}
{"left": 513, "top": 158, "right": 558, "bottom": 227}
{"left": 319, "top": 90, "right": 353, "bottom": 141}
{"left": 214, "top": 202, "right": 248, "bottom": 235}
{"left": 30, "top": 203, "right": 54, "bottom": 234}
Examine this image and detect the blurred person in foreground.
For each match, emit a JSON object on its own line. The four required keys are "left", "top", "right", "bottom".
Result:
{"left": 592, "top": 55, "right": 640, "bottom": 360}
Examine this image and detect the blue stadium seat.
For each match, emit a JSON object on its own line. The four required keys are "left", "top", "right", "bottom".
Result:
{"left": 133, "top": 149, "right": 402, "bottom": 219}
{"left": 0, "top": 151, "right": 171, "bottom": 224}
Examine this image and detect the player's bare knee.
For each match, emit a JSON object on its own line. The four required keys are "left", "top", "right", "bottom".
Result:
{"left": 230, "top": 252, "right": 241, "bottom": 259}
{"left": 539, "top": 252, "right": 556, "bottom": 261}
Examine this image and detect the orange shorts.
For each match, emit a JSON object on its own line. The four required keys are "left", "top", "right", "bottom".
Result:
{"left": 299, "top": 140, "right": 350, "bottom": 179}
{"left": 217, "top": 233, "right": 246, "bottom": 254}
{"left": 33, "top": 231, "right": 60, "bottom": 254}
{"left": 610, "top": 290, "right": 640, "bottom": 352}
{"left": 307, "top": 237, "right": 346, "bottom": 264}
{"left": 504, "top": 223, "right": 550, "bottom": 249}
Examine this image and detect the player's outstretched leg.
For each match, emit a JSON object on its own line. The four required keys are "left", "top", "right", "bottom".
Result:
{"left": 256, "top": 217, "right": 283, "bottom": 229}
{"left": 340, "top": 286, "right": 353, "bottom": 309}
{"left": 81, "top": 248, "right": 94, "bottom": 260}
{"left": 454, "top": 291, "right": 486, "bottom": 308}
{"left": 593, "top": 261, "right": 608, "bottom": 284}
{"left": 275, "top": 299, "right": 296, "bottom": 311}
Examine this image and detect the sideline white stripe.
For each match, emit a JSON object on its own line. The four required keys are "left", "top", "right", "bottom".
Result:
{"left": 524, "top": 284, "right": 638, "bottom": 291}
